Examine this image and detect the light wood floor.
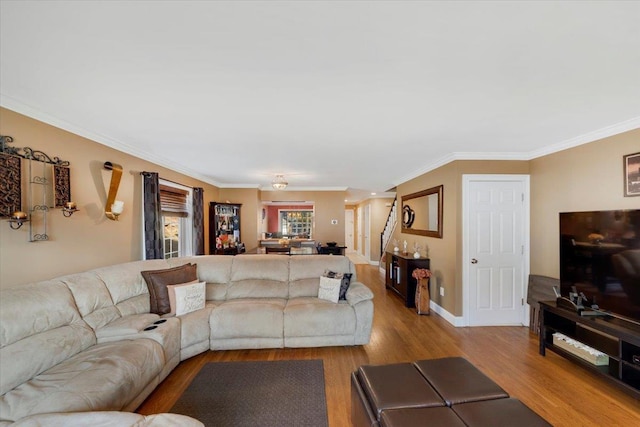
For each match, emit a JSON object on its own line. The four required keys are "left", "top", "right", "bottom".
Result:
{"left": 138, "top": 264, "right": 640, "bottom": 426}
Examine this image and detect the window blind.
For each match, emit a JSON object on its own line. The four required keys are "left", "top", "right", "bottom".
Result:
{"left": 160, "top": 184, "right": 189, "bottom": 217}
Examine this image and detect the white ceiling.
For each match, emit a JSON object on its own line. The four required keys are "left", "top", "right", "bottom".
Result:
{"left": 2, "top": 1, "right": 640, "bottom": 202}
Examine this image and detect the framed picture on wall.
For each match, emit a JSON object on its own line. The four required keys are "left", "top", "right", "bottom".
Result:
{"left": 624, "top": 152, "right": 640, "bottom": 197}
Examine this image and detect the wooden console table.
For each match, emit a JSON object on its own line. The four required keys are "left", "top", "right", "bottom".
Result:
{"left": 385, "top": 251, "right": 430, "bottom": 308}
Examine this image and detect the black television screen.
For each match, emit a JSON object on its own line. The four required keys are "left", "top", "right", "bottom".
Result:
{"left": 560, "top": 209, "right": 640, "bottom": 321}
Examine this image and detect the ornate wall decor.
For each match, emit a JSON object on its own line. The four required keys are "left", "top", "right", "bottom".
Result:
{"left": 0, "top": 152, "right": 21, "bottom": 217}
{"left": 1, "top": 135, "right": 73, "bottom": 240}
{"left": 0, "top": 135, "right": 69, "bottom": 167}
{"left": 54, "top": 165, "right": 71, "bottom": 207}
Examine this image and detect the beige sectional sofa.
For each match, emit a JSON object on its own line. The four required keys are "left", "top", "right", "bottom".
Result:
{"left": 0, "top": 255, "right": 373, "bottom": 425}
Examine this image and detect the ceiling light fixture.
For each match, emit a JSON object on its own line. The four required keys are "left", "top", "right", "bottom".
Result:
{"left": 272, "top": 174, "right": 288, "bottom": 190}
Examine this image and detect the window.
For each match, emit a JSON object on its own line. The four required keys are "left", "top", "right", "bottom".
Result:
{"left": 160, "top": 180, "right": 193, "bottom": 259}
{"left": 280, "top": 210, "right": 313, "bottom": 238}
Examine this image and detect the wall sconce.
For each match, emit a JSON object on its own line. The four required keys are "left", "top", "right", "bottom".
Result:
{"left": 62, "top": 201, "right": 79, "bottom": 217}
{"left": 104, "top": 161, "right": 123, "bottom": 221}
{"left": 110, "top": 200, "right": 124, "bottom": 220}
{"left": 8, "top": 211, "right": 28, "bottom": 230}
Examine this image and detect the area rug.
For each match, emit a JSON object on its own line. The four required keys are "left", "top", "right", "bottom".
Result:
{"left": 170, "top": 359, "right": 328, "bottom": 427}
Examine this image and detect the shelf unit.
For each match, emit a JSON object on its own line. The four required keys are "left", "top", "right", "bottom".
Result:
{"left": 539, "top": 301, "right": 640, "bottom": 398}
{"left": 385, "top": 251, "right": 430, "bottom": 308}
{"left": 209, "top": 202, "right": 241, "bottom": 255}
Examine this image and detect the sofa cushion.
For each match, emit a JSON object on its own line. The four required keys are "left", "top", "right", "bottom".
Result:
{"left": 227, "top": 256, "right": 289, "bottom": 299}
{"left": 172, "top": 256, "right": 233, "bottom": 301}
{"left": 0, "top": 339, "right": 164, "bottom": 422}
{"left": 210, "top": 298, "right": 286, "bottom": 340}
{"left": 96, "top": 314, "right": 181, "bottom": 374}
{"left": 0, "top": 281, "right": 95, "bottom": 396}
{"left": 141, "top": 263, "right": 198, "bottom": 315}
{"left": 95, "top": 260, "right": 169, "bottom": 317}
{"left": 284, "top": 297, "right": 356, "bottom": 337}
{"left": 289, "top": 255, "right": 354, "bottom": 298}
{"left": 61, "top": 272, "right": 121, "bottom": 330}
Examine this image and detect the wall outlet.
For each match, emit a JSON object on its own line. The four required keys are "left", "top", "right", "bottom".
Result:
{"left": 440, "top": 286, "right": 445, "bottom": 297}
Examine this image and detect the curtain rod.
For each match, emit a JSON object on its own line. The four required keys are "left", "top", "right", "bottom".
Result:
{"left": 140, "top": 172, "right": 195, "bottom": 189}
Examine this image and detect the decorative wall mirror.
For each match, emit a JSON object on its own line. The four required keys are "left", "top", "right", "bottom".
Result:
{"left": 401, "top": 185, "right": 443, "bottom": 238}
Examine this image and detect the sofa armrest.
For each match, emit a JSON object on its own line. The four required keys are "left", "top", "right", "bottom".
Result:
{"left": 345, "top": 282, "right": 373, "bottom": 306}
{"left": 95, "top": 313, "right": 160, "bottom": 341}
{"left": 9, "top": 411, "right": 204, "bottom": 427}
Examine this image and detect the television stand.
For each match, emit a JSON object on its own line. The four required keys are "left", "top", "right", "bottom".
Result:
{"left": 539, "top": 301, "right": 640, "bottom": 399}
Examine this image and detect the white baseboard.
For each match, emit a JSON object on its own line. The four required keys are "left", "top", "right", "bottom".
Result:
{"left": 430, "top": 301, "right": 466, "bottom": 327}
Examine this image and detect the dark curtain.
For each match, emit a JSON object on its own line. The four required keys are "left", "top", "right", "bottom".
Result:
{"left": 142, "top": 172, "right": 163, "bottom": 260}
{"left": 192, "top": 187, "right": 205, "bottom": 255}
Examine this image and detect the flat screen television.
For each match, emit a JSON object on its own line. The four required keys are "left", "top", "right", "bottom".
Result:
{"left": 560, "top": 209, "right": 640, "bottom": 322}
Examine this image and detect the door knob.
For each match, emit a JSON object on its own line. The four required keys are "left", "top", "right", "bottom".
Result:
{"left": 471, "top": 258, "right": 478, "bottom": 264}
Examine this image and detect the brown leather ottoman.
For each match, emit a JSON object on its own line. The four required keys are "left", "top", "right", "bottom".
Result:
{"left": 351, "top": 358, "right": 549, "bottom": 427}
{"left": 379, "top": 407, "right": 466, "bottom": 427}
{"left": 378, "top": 399, "right": 551, "bottom": 427}
{"left": 453, "top": 398, "right": 552, "bottom": 426}
{"left": 413, "top": 357, "right": 509, "bottom": 406}
{"left": 351, "top": 363, "right": 446, "bottom": 427}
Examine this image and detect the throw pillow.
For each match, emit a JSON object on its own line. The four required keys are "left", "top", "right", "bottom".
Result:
{"left": 325, "top": 269, "right": 352, "bottom": 300}
{"left": 339, "top": 273, "right": 353, "bottom": 301}
{"left": 318, "top": 275, "right": 342, "bottom": 303}
{"left": 141, "top": 263, "right": 198, "bottom": 315}
{"left": 167, "top": 281, "right": 206, "bottom": 316}
{"left": 324, "top": 269, "right": 340, "bottom": 278}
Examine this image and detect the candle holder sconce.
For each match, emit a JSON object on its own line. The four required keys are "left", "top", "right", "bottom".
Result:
{"left": 104, "top": 162, "right": 124, "bottom": 220}
{"left": 62, "top": 201, "right": 79, "bottom": 217}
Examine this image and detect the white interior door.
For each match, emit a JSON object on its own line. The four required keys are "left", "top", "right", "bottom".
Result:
{"left": 463, "top": 175, "right": 529, "bottom": 326}
{"left": 357, "top": 207, "right": 363, "bottom": 256}
{"left": 345, "top": 209, "right": 354, "bottom": 252}
{"left": 364, "top": 205, "right": 371, "bottom": 261}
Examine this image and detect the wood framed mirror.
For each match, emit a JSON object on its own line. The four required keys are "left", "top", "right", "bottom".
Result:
{"left": 401, "top": 185, "right": 443, "bottom": 238}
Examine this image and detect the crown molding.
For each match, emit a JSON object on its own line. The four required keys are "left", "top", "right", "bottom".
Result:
{"left": 525, "top": 116, "right": 640, "bottom": 160}
{"left": 219, "top": 183, "right": 262, "bottom": 189}
{"left": 258, "top": 186, "right": 348, "bottom": 192}
{"left": 0, "top": 94, "right": 224, "bottom": 187}
{"left": 4, "top": 94, "right": 638, "bottom": 193}
{"left": 217, "top": 183, "right": 349, "bottom": 191}
{"left": 393, "top": 117, "right": 640, "bottom": 186}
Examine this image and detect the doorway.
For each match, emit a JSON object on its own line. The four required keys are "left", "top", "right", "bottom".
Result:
{"left": 364, "top": 205, "right": 371, "bottom": 262}
{"left": 462, "top": 175, "right": 530, "bottom": 326}
{"left": 356, "top": 207, "right": 363, "bottom": 257}
{"left": 345, "top": 209, "right": 355, "bottom": 252}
